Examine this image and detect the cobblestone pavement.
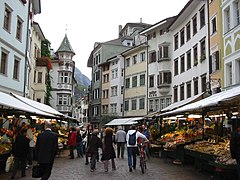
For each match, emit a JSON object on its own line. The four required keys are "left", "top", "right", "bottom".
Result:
{"left": 0, "top": 150, "right": 215, "bottom": 180}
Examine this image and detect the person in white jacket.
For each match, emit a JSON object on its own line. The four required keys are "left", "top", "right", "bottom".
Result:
{"left": 126, "top": 125, "right": 148, "bottom": 172}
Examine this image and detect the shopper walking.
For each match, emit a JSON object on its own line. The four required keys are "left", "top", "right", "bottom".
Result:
{"left": 11, "top": 128, "right": 30, "bottom": 179}
{"left": 35, "top": 121, "right": 58, "bottom": 180}
{"left": 101, "top": 127, "right": 116, "bottom": 172}
{"left": 68, "top": 127, "right": 77, "bottom": 159}
{"left": 115, "top": 126, "right": 126, "bottom": 158}
{"left": 76, "top": 129, "right": 83, "bottom": 158}
{"left": 142, "top": 125, "right": 151, "bottom": 159}
{"left": 83, "top": 124, "right": 93, "bottom": 165}
{"left": 126, "top": 125, "right": 148, "bottom": 172}
{"left": 86, "top": 130, "right": 102, "bottom": 172}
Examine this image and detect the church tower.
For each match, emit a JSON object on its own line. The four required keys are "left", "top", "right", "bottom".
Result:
{"left": 50, "top": 34, "right": 76, "bottom": 117}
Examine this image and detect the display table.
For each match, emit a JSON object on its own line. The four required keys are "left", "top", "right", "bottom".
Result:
{"left": 184, "top": 149, "right": 217, "bottom": 172}
{"left": 208, "top": 161, "right": 237, "bottom": 180}
{"left": 150, "top": 144, "right": 162, "bottom": 157}
{"left": 161, "top": 143, "right": 190, "bottom": 164}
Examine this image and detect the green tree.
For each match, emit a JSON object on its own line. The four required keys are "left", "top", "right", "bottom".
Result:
{"left": 41, "top": 39, "right": 51, "bottom": 57}
{"left": 41, "top": 39, "right": 52, "bottom": 105}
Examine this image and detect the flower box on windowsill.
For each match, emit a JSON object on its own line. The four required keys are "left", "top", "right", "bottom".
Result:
{"left": 21, "top": 0, "right": 27, "bottom": 4}
{"left": 200, "top": 55, "right": 206, "bottom": 62}
{"left": 194, "top": 59, "right": 198, "bottom": 66}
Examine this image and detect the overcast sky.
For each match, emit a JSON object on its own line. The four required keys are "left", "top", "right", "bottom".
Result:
{"left": 35, "top": 0, "right": 189, "bottom": 79}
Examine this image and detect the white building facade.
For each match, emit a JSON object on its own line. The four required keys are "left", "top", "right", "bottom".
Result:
{"left": 169, "top": 1, "right": 210, "bottom": 104}
{"left": 29, "top": 22, "right": 47, "bottom": 103}
{"left": 222, "top": 0, "right": 240, "bottom": 88}
{"left": 141, "top": 17, "right": 175, "bottom": 113}
{"left": 109, "top": 55, "right": 124, "bottom": 117}
{"left": 0, "top": 0, "right": 29, "bottom": 95}
{"left": 50, "top": 35, "right": 76, "bottom": 117}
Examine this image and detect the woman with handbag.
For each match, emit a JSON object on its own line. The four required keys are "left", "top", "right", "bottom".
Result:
{"left": 11, "top": 128, "right": 30, "bottom": 179}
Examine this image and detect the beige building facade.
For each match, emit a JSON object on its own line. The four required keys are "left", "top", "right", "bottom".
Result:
{"left": 209, "top": 0, "right": 223, "bottom": 93}
{"left": 123, "top": 44, "right": 148, "bottom": 117}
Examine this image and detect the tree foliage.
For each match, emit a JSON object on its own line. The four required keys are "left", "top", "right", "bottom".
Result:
{"left": 41, "top": 39, "right": 51, "bottom": 58}
{"left": 41, "top": 39, "right": 52, "bottom": 105}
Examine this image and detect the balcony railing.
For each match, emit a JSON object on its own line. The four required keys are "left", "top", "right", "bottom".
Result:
{"left": 58, "top": 84, "right": 72, "bottom": 91}
{"left": 57, "top": 105, "right": 72, "bottom": 112}
{"left": 158, "top": 57, "right": 171, "bottom": 62}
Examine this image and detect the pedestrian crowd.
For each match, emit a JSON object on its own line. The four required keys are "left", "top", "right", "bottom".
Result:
{"left": 8, "top": 122, "right": 151, "bottom": 179}
{"left": 10, "top": 120, "right": 58, "bottom": 180}
{"left": 66, "top": 123, "right": 150, "bottom": 173}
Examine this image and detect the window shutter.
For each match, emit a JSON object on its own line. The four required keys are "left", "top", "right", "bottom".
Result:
{"left": 216, "top": 51, "right": 219, "bottom": 70}
{"left": 160, "top": 73, "right": 162, "bottom": 84}
{"left": 167, "top": 72, "right": 172, "bottom": 84}
{"left": 209, "top": 55, "right": 212, "bottom": 74}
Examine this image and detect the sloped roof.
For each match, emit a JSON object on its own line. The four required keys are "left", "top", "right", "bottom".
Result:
{"left": 102, "top": 38, "right": 124, "bottom": 46}
{"left": 56, "top": 34, "right": 75, "bottom": 55}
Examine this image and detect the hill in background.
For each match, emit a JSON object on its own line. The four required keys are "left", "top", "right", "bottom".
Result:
{"left": 74, "top": 67, "right": 90, "bottom": 99}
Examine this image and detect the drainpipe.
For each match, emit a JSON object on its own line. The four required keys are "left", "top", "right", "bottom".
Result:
{"left": 122, "top": 54, "right": 125, "bottom": 117}
{"left": 146, "top": 40, "right": 149, "bottom": 116}
{"left": 23, "top": 1, "right": 31, "bottom": 97}
{"left": 207, "top": 0, "right": 212, "bottom": 95}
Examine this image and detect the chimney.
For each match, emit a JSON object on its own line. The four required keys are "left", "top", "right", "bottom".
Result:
{"left": 140, "top": 18, "right": 142, "bottom": 23}
{"left": 118, "top": 25, "right": 122, "bottom": 38}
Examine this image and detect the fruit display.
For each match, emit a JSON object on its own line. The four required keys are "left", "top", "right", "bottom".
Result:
{"left": 155, "top": 129, "right": 203, "bottom": 145}
{"left": 163, "top": 141, "right": 177, "bottom": 150}
{"left": 0, "top": 128, "right": 12, "bottom": 155}
{"left": 184, "top": 138, "right": 237, "bottom": 166}
{"left": 0, "top": 142, "right": 11, "bottom": 154}
{"left": 34, "top": 128, "right": 68, "bottom": 146}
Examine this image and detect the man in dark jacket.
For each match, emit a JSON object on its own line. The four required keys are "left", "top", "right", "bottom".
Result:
{"left": 230, "top": 129, "right": 240, "bottom": 179}
{"left": 36, "top": 121, "right": 58, "bottom": 180}
{"left": 87, "top": 130, "right": 102, "bottom": 172}
{"left": 11, "top": 128, "right": 30, "bottom": 179}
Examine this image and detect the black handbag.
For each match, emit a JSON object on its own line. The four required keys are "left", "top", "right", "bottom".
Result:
{"left": 32, "top": 164, "right": 41, "bottom": 178}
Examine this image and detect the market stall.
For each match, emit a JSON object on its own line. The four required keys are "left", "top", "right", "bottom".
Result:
{"left": 0, "top": 91, "right": 68, "bottom": 172}
{"left": 159, "top": 85, "right": 240, "bottom": 178}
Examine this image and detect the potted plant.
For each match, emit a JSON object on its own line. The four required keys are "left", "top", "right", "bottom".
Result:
{"left": 194, "top": 59, "right": 198, "bottom": 66}
{"left": 200, "top": 54, "right": 206, "bottom": 62}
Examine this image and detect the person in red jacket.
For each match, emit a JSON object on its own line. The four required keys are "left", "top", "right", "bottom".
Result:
{"left": 68, "top": 127, "right": 77, "bottom": 159}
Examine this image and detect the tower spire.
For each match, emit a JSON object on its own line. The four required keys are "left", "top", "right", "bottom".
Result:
{"left": 65, "top": 24, "right": 68, "bottom": 34}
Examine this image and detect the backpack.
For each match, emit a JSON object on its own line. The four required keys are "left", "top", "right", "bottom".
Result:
{"left": 128, "top": 131, "right": 137, "bottom": 145}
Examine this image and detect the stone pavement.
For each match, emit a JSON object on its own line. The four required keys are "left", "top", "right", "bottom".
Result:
{"left": 0, "top": 150, "right": 216, "bottom": 180}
